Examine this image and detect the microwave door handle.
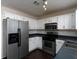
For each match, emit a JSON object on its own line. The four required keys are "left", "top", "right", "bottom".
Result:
{"left": 18, "top": 28, "right": 21, "bottom": 47}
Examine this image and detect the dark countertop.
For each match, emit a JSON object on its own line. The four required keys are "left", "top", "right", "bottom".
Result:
{"left": 29, "top": 30, "right": 77, "bottom": 37}
{"left": 29, "top": 33, "right": 45, "bottom": 38}
{"left": 29, "top": 33, "right": 77, "bottom": 41}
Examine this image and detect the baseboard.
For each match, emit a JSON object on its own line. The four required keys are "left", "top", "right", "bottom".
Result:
{"left": 2, "top": 57, "right": 7, "bottom": 59}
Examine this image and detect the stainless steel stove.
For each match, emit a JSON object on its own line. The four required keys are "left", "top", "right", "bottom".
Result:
{"left": 42, "top": 23, "right": 57, "bottom": 56}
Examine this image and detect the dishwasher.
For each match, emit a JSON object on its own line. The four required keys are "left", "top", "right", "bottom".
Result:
{"left": 54, "top": 40, "right": 77, "bottom": 59}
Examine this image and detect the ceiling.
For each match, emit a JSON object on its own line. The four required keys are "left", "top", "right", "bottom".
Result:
{"left": 2, "top": 0, "right": 77, "bottom": 17}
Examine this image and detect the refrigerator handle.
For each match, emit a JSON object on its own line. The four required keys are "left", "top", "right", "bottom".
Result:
{"left": 18, "top": 28, "right": 21, "bottom": 47}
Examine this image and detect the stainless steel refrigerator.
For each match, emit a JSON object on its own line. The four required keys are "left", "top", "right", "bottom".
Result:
{"left": 3, "top": 18, "right": 29, "bottom": 59}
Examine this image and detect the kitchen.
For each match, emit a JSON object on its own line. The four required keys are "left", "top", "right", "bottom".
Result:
{"left": 2, "top": 0, "right": 77, "bottom": 59}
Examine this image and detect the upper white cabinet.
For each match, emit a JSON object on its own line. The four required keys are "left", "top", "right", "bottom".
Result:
{"left": 58, "top": 13, "right": 76, "bottom": 29}
{"left": 29, "top": 19, "right": 38, "bottom": 29}
{"left": 37, "top": 13, "right": 76, "bottom": 29}
{"left": 36, "top": 12, "right": 76, "bottom": 29}
{"left": 71, "top": 13, "right": 76, "bottom": 29}
{"left": 50, "top": 16, "right": 58, "bottom": 23}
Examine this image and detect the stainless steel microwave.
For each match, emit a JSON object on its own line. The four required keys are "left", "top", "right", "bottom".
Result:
{"left": 45, "top": 23, "right": 57, "bottom": 30}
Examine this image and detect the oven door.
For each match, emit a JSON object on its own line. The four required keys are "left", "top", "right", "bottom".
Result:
{"left": 43, "top": 40, "right": 53, "bottom": 48}
{"left": 43, "top": 40, "right": 56, "bottom": 56}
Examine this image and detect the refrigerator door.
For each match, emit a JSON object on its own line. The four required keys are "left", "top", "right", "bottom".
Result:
{"left": 7, "top": 19, "right": 19, "bottom": 59}
{"left": 2, "top": 19, "right": 7, "bottom": 58}
{"left": 18, "top": 21, "right": 29, "bottom": 58}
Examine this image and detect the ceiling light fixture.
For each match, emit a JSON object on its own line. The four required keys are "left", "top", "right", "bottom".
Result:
{"left": 43, "top": 5, "right": 46, "bottom": 8}
{"left": 43, "top": 0, "right": 48, "bottom": 11}
{"left": 45, "top": 0, "right": 48, "bottom": 5}
{"left": 44, "top": 7, "right": 47, "bottom": 11}
{"left": 33, "top": 0, "right": 47, "bottom": 11}
{"left": 33, "top": 1, "right": 39, "bottom": 6}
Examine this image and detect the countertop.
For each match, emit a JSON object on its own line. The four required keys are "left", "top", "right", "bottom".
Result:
{"left": 29, "top": 31, "right": 77, "bottom": 41}
{"left": 29, "top": 31, "right": 77, "bottom": 37}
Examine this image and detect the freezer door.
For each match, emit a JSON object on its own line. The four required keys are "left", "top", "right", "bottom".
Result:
{"left": 18, "top": 21, "right": 29, "bottom": 58}
{"left": 7, "top": 19, "right": 19, "bottom": 59}
{"left": 2, "top": 19, "right": 7, "bottom": 58}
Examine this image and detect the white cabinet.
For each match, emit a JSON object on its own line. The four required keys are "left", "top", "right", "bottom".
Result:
{"left": 37, "top": 20, "right": 45, "bottom": 29}
{"left": 56, "top": 40, "right": 65, "bottom": 53}
{"left": 71, "top": 13, "right": 76, "bottom": 29}
{"left": 29, "top": 37, "right": 42, "bottom": 52}
{"left": 29, "top": 19, "right": 38, "bottom": 29}
{"left": 37, "top": 13, "right": 76, "bottom": 29}
{"left": 58, "top": 14, "right": 66, "bottom": 29}
{"left": 50, "top": 16, "right": 58, "bottom": 23}
{"left": 58, "top": 13, "right": 76, "bottom": 29}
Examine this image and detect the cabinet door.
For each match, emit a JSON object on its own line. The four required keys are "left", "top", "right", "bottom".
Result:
{"left": 71, "top": 13, "right": 76, "bottom": 29}
{"left": 64, "top": 13, "right": 76, "bottom": 29}
{"left": 58, "top": 15, "right": 66, "bottom": 29}
{"left": 37, "top": 20, "right": 44, "bottom": 29}
{"left": 56, "top": 40, "right": 65, "bottom": 53}
{"left": 29, "top": 37, "right": 42, "bottom": 52}
{"left": 58, "top": 13, "right": 76, "bottom": 29}
{"left": 64, "top": 14, "right": 72, "bottom": 29}
{"left": 29, "top": 20, "right": 38, "bottom": 29}
{"left": 36, "top": 37, "right": 42, "bottom": 49}
{"left": 51, "top": 16, "right": 58, "bottom": 23}
{"left": 29, "top": 37, "right": 37, "bottom": 52}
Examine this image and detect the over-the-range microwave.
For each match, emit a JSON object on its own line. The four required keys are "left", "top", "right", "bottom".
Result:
{"left": 45, "top": 23, "right": 57, "bottom": 30}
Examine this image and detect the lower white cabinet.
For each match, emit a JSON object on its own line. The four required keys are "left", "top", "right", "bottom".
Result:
{"left": 29, "top": 37, "right": 42, "bottom": 52}
{"left": 56, "top": 39, "right": 65, "bottom": 53}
